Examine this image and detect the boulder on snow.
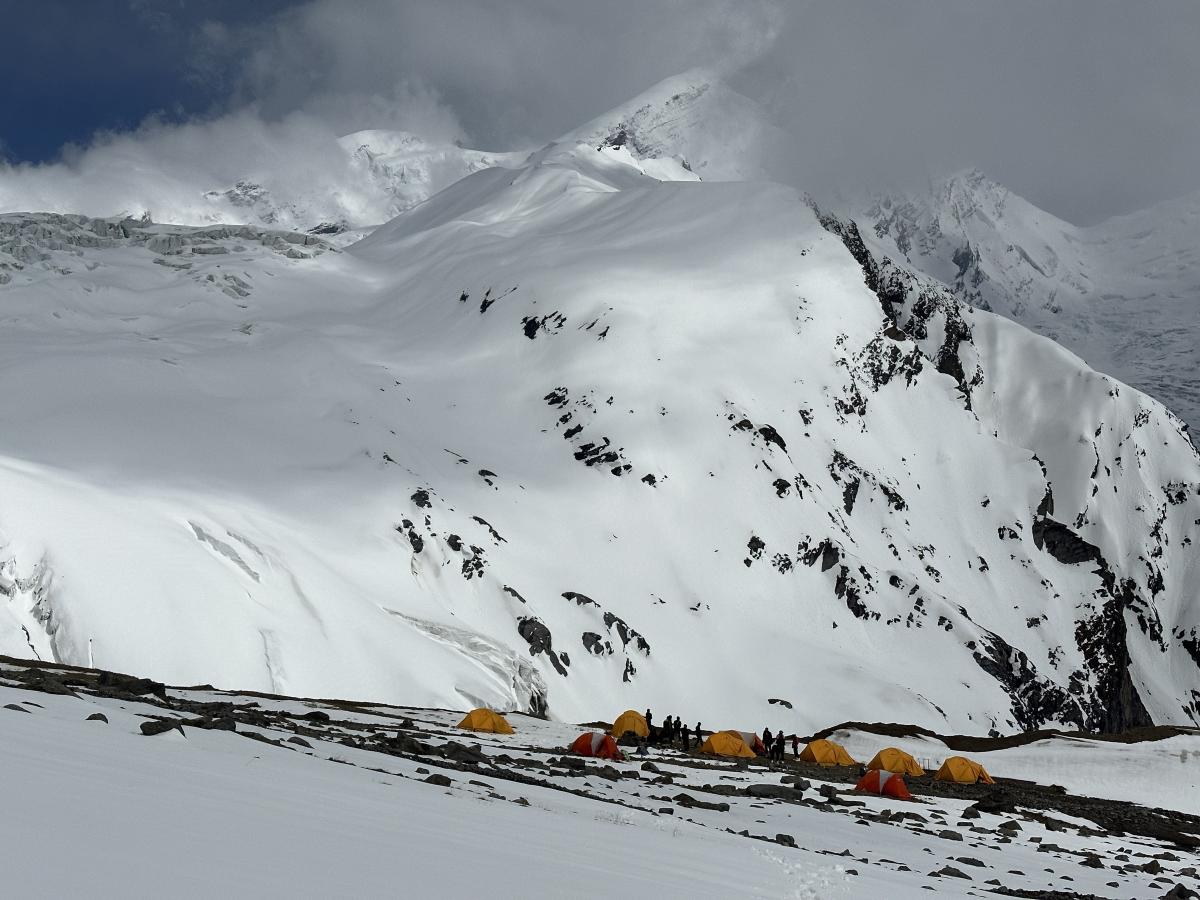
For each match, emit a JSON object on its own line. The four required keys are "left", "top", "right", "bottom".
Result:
{"left": 140, "top": 718, "right": 185, "bottom": 737}
{"left": 98, "top": 671, "right": 166, "bottom": 698}
{"left": 86, "top": 712, "right": 109, "bottom": 723}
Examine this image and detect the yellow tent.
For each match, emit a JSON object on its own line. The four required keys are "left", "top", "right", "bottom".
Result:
{"left": 700, "top": 730, "right": 757, "bottom": 758}
{"left": 799, "top": 738, "right": 858, "bottom": 767}
{"left": 610, "top": 709, "right": 650, "bottom": 739}
{"left": 457, "top": 708, "right": 514, "bottom": 734}
{"left": 867, "top": 747, "right": 924, "bottom": 776}
{"left": 934, "top": 756, "right": 994, "bottom": 784}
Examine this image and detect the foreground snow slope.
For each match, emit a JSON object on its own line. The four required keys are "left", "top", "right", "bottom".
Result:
{"left": 2, "top": 659, "right": 1197, "bottom": 899}
{"left": 859, "top": 172, "right": 1200, "bottom": 435}
{"left": 1, "top": 133, "right": 1199, "bottom": 735}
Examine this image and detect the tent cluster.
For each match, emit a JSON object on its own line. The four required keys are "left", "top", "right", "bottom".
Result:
{"left": 850, "top": 746, "right": 994, "bottom": 800}
{"left": 454, "top": 709, "right": 996, "bottom": 799}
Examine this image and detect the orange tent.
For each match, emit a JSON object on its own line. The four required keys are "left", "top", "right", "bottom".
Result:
{"left": 700, "top": 730, "right": 757, "bottom": 758}
{"left": 610, "top": 710, "right": 650, "bottom": 739}
{"left": 571, "top": 731, "right": 624, "bottom": 761}
{"left": 799, "top": 739, "right": 857, "bottom": 767}
{"left": 866, "top": 747, "right": 924, "bottom": 776}
{"left": 732, "top": 730, "right": 767, "bottom": 755}
{"left": 456, "top": 708, "right": 514, "bottom": 734}
{"left": 855, "top": 769, "right": 913, "bottom": 800}
{"left": 935, "top": 756, "right": 994, "bottom": 784}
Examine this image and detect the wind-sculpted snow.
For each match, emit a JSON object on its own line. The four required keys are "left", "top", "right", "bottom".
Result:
{"left": 1, "top": 136, "right": 1198, "bottom": 736}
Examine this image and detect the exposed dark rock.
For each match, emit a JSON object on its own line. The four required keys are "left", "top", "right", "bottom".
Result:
{"left": 517, "top": 617, "right": 568, "bottom": 676}
{"left": 582, "top": 632, "right": 612, "bottom": 655}
{"left": 86, "top": 712, "right": 108, "bottom": 723}
{"left": 97, "top": 671, "right": 166, "bottom": 698}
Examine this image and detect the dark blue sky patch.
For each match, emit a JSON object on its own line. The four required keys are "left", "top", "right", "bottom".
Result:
{"left": 0, "top": 0, "right": 299, "bottom": 163}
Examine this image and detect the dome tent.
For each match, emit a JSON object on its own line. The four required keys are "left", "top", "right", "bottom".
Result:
{"left": 571, "top": 731, "right": 624, "bottom": 760}
{"left": 799, "top": 739, "right": 857, "bottom": 767}
{"left": 855, "top": 769, "right": 913, "bottom": 800}
{"left": 457, "top": 708, "right": 514, "bottom": 734}
{"left": 610, "top": 710, "right": 650, "bottom": 739}
{"left": 700, "top": 730, "right": 759, "bottom": 758}
{"left": 935, "top": 756, "right": 994, "bottom": 784}
{"left": 866, "top": 747, "right": 923, "bottom": 776}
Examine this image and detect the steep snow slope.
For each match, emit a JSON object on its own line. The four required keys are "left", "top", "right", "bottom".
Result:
{"left": 859, "top": 172, "right": 1200, "bottom": 435}
{"left": 1, "top": 138, "right": 1198, "bottom": 736}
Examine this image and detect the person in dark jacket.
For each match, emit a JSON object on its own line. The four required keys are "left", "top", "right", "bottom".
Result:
{"left": 694, "top": 722, "right": 702, "bottom": 748}
{"left": 791, "top": 733, "right": 801, "bottom": 757}
{"left": 645, "top": 709, "right": 654, "bottom": 744}
{"left": 773, "top": 731, "right": 786, "bottom": 762}
{"left": 762, "top": 727, "right": 773, "bottom": 752}
{"left": 681, "top": 722, "right": 690, "bottom": 749}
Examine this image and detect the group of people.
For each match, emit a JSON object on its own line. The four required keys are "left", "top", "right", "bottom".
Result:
{"left": 761, "top": 726, "right": 801, "bottom": 762}
{"left": 640, "top": 710, "right": 802, "bottom": 764}
{"left": 644, "top": 710, "right": 701, "bottom": 750}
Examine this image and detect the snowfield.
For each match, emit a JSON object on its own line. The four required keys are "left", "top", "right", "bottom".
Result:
{"left": 1, "top": 659, "right": 1197, "bottom": 899}
{"left": 1, "top": 109, "right": 1199, "bottom": 740}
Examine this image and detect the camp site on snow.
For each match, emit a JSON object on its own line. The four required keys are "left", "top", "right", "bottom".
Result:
{"left": 2, "top": 656, "right": 1198, "bottom": 897}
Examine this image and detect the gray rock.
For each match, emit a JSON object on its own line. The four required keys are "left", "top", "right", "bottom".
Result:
{"left": 745, "top": 783, "right": 798, "bottom": 799}
{"left": 86, "top": 712, "right": 109, "bottom": 723}
{"left": 931, "top": 866, "right": 971, "bottom": 880}
{"left": 424, "top": 773, "right": 453, "bottom": 787}
{"left": 938, "top": 829, "right": 964, "bottom": 841}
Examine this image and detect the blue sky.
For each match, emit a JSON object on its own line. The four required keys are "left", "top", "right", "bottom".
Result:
{"left": 1, "top": 1, "right": 297, "bottom": 163}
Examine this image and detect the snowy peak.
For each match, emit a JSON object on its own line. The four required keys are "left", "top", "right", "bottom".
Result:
{"left": 856, "top": 170, "right": 1200, "bottom": 435}
{"left": 559, "top": 69, "right": 789, "bottom": 181}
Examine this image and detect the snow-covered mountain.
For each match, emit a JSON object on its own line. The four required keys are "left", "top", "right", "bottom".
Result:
{"left": 2, "top": 125, "right": 1198, "bottom": 739}
{"left": 200, "top": 131, "right": 527, "bottom": 236}
{"left": 0, "top": 128, "right": 526, "bottom": 237}
{"left": 858, "top": 171, "right": 1200, "bottom": 436}
{"left": 559, "top": 69, "right": 790, "bottom": 182}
